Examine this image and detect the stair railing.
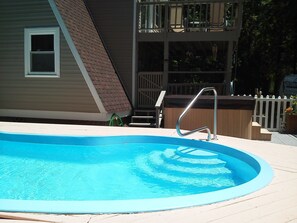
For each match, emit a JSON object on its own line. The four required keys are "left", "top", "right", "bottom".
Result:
{"left": 155, "top": 90, "right": 166, "bottom": 128}
{"left": 176, "top": 87, "right": 218, "bottom": 141}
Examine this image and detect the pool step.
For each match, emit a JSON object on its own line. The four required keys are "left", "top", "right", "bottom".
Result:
{"left": 135, "top": 156, "right": 235, "bottom": 188}
{"left": 175, "top": 146, "right": 219, "bottom": 159}
{"left": 161, "top": 149, "right": 226, "bottom": 168}
{"left": 147, "top": 151, "right": 232, "bottom": 177}
{"left": 136, "top": 147, "right": 235, "bottom": 188}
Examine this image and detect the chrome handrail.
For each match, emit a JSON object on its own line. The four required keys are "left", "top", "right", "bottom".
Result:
{"left": 176, "top": 87, "right": 218, "bottom": 141}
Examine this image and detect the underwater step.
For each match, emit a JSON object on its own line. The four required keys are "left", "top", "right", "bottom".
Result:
{"left": 162, "top": 149, "right": 226, "bottom": 168}
{"left": 175, "top": 146, "right": 219, "bottom": 159}
{"left": 147, "top": 151, "right": 232, "bottom": 177}
{"left": 135, "top": 156, "right": 235, "bottom": 188}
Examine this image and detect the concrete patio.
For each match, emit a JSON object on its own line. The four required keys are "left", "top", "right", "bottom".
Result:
{"left": 0, "top": 121, "right": 297, "bottom": 223}
{"left": 271, "top": 132, "right": 297, "bottom": 147}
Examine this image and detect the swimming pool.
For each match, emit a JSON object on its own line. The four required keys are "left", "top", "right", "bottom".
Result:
{"left": 0, "top": 132, "right": 273, "bottom": 214}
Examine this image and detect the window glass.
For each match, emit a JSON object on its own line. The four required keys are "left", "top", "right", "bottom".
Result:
{"left": 31, "top": 54, "right": 55, "bottom": 72}
{"left": 30, "top": 34, "right": 55, "bottom": 73}
{"left": 31, "top": 35, "right": 54, "bottom": 51}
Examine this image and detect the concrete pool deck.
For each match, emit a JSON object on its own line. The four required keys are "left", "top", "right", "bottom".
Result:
{"left": 0, "top": 121, "right": 297, "bottom": 223}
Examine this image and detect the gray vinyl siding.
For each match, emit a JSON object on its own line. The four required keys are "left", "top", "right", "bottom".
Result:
{"left": 0, "top": 0, "right": 99, "bottom": 113}
{"left": 85, "top": 0, "right": 134, "bottom": 102}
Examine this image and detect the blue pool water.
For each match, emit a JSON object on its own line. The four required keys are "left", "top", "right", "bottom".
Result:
{"left": 0, "top": 132, "right": 273, "bottom": 213}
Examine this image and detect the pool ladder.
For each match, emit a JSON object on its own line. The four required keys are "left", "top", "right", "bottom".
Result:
{"left": 176, "top": 87, "right": 218, "bottom": 141}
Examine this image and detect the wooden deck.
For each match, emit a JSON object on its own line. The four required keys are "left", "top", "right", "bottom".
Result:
{"left": 0, "top": 122, "right": 297, "bottom": 223}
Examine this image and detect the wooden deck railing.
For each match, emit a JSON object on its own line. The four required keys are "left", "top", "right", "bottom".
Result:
{"left": 137, "top": 0, "right": 240, "bottom": 33}
{"left": 138, "top": 72, "right": 163, "bottom": 108}
{"left": 168, "top": 83, "right": 225, "bottom": 95}
{"left": 137, "top": 71, "right": 226, "bottom": 107}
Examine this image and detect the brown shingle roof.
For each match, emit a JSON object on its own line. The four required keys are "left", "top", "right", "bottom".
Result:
{"left": 54, "top": 0, "right": 131, "bottom": 113}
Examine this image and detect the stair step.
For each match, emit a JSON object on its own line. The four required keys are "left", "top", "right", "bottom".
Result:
{"left": 252, "top": 122, "right": 261, "bottom": 127}
{"left": 175, "top": 146, "right": 218, "bottom": 159}
{"left": 251, "top": 121, "right": 271, "bottom": 141}
{"left": 132, "top": 116, "right": 155, "bottom": 119}
{"left": 260, "top": 128, "right": 271, "bottom": 134}
{"left": 134, "top": 110, "right": 155, "bottom": 115}
{"left": 162, "top": 149, "right": 226, "bottom": 168}
{"left": 260, "top": 128, "right": 272, "bottom": 141}
{"left": 134, "top": 109, "right": 155, "bottom": 112}
{"left": 129, "top": 122, "right": 156, "bottom": 127}
{"left": 130, "top": 108, "right": 157, "bottom": 128}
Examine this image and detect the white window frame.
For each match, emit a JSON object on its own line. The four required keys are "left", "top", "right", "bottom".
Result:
{"left": 24, "top": 27, "right": 60, "bottom": 77}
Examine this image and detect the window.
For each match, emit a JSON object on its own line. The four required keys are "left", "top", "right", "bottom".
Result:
{"left": 24, "top": 27, "right": 60, "bottom": 77}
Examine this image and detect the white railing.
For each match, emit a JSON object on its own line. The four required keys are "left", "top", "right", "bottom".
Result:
{"left": 253, "top": 95, "right": 293, "bottom": 131}
{"left": 155, "top": 90, "right": 166, "bottom": 128}
{"left": 233, "top": 94, "right": 293, "bottom": 131}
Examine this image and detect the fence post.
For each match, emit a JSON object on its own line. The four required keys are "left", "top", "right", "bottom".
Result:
{"left": 264, "top": 95, "right": 269, "bottom": 128}
{"left": 253, "top": 95, "right": 257, "bottom": 122}
{"left": 259, "top": 95, "right": 264, "bottom": 126}
{"left": 270, "top": 95, "right": 275, "bottom": 129}
{"left": 276, "top": 96, "right": 282, "bottom": 130}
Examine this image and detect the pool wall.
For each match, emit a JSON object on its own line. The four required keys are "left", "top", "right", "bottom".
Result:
{"left": 0, "top": 132, "right": 273, "bottom": 214}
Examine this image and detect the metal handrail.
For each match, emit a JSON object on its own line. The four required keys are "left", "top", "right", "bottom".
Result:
{"left": 176, "top": 87, "right": 218, "bottom": 141}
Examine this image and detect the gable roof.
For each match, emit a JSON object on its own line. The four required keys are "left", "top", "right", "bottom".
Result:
{"left": 49, "top": 0, "right": 131, "bottom": 115}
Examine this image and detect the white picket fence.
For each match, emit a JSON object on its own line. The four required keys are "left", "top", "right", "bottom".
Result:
{"left": 233, "top": 95, "right": 293, "bottom": 132}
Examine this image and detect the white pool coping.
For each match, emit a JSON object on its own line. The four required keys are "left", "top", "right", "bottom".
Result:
{"left": 1, "top": 121, "right": 297, "bottom": 223}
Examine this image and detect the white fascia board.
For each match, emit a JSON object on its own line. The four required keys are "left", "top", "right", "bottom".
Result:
{"left": 48, "top": 0, "right": 107, "bottom": 114}
{"left": 0, "top": 109, "right": 131, "bottom": 122}
{"left": 0, "top": 109, "right": 112, "bottom": 122}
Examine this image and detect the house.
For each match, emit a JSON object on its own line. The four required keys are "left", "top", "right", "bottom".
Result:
{"left": 85, "top": 0, "right": 243, "bottom": 108}
{"left": 0, "top": 0, "right": 131, "bottom": 123}
{"left": 0, "top": 0, "right": 243, "bottom": 123}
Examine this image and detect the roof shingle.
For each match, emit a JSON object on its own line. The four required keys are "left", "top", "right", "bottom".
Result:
{"left": 54, "top": 0, "right": 132, "bottom": 114}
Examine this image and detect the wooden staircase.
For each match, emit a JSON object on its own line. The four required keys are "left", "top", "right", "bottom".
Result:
{"left": 251, "top": 122, "right": 272, "bottom": 141}
{"left": 129, "top": 109, "right": 157, "bottom": 128}
{"left": 129, "top": 90, "right": 166, "bottom": 128}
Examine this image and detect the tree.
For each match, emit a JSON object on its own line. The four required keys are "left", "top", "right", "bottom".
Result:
{"left": 235, "top": 0, "right": 297, "bottom": 95}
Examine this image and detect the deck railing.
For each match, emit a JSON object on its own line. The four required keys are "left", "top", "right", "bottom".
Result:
{"left": 168, "top": 82, "right": 225, "bottom": 95}
{"left": 155, "top": 90, "right": 166, "bottom": 128}
{"left": 233, "top": 94, "right": 293, "bottom": 131}
{"left": 138, "top": 72, "right": 163, "bottom": 108}
{"left": 137, "top": 71, "right": 226, "bottom": 107}
{"left": 137, "top": 0, "right": 240, "bottom": 33}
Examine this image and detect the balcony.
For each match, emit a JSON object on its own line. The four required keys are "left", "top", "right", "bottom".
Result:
{"left": 137, "top": 0, "right": 241, "bottom": 34}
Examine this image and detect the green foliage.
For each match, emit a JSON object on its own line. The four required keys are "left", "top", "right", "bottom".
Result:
{"left": 285, "top": 95, "right": 297, "bottom": 115}
{"left": 236, "top": 0, "right": 297, "bottom": 95}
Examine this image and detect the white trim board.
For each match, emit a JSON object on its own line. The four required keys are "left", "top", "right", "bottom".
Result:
{"left": 48, "top": 0, "right": 107, "bottom": 114}
{"left": 0, "top": 109, "right": 108, "bottom": 121}
{"left": 0, "top": 109, "right": 131, "bottom": 122}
